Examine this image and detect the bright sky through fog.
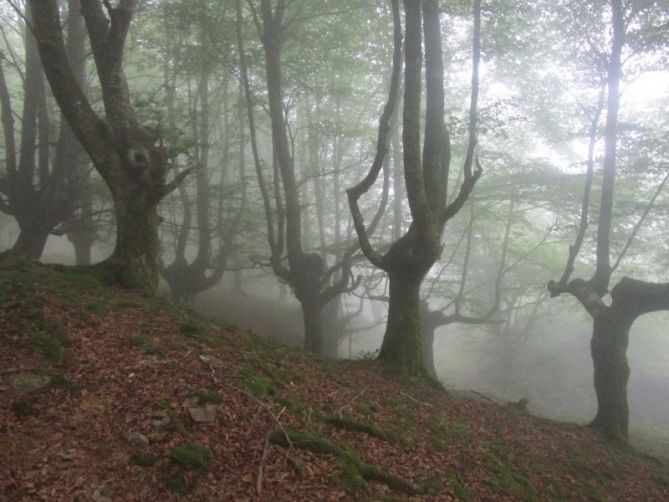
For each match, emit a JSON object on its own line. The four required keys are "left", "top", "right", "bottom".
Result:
{"left": 622, "top": 71, "right": 669, "bottom": 107}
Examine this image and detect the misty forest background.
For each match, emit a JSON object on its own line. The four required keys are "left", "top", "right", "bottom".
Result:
{"left": 1, "top": 0, "right": 668, "bottom": 449}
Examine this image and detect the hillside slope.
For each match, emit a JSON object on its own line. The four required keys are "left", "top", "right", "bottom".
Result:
{"left": 1, "top": 255, "right": 668, "bottom": 501}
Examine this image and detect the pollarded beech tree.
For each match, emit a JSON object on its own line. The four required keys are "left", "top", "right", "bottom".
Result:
{"left": 348, "top": 0, "right": 482, "bottom": 373}
{"left": 548, "top": 0, "right": 669, "bottom": 439}
{"left": 27, "top": 0, "right": 191, "bottom": 290}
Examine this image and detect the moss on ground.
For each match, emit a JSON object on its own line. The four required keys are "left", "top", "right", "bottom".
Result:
{"left": 323, "top": 415, "right": 397, "bottom": 443}
{"left": 269, "top": 429, "right": 419, "bottom": 495}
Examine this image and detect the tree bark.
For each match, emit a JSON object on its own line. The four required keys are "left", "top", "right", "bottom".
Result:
{"left": 302, "top": 300, "right": 323, "bottom": 355}
{"left": 12, "top": 224, "right": 50, "bottom": 260}
{"left": 105, "top": 171, "right": 161, "bottom": 289}
{"left": 420, "top": 321, "right": 438, "bottom": 379}
{"left": 379, "top": 270, "right": 423, "bottom": 373}
{"left": 29, "top": 0, "right": 189, "bottom": 292}
{"left": 589, "top": 309, "right": 631, "bottom": 438}
{"left": 71, "top": 231, "right": 94, "bottom": 265}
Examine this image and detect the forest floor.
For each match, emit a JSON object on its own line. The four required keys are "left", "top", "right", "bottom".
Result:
{"left": 1, "top": 255, "right": 668, "bottom": 501}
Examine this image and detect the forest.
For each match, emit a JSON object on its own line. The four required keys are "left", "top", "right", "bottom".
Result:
{"left": 1, "top": 0, "right": 669, "bottom": 499}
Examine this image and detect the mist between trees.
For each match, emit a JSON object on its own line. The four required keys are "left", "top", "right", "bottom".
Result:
{"left": 1, "top": 0, "right": 668, "bottom": 446}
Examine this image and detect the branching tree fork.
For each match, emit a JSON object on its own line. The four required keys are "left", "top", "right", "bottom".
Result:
{"left": 348, "top": 0, "right": 482, "bottom": 373}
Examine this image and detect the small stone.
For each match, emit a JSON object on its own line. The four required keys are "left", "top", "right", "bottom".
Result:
{"left": 126, "top": 431, "right": 149, "bottom": 447}
{"left": 149, "top": 410, "right": 170, "bottom": 430}
{"left": 198, "top": 354, "right": 224, "bottom": 369}
{"left": 92, "top": 489, "right": 112, "bottom": 502}
{"left": 7, "top": 373, "right": 51, "bottom": 395}
{"left": 60, "top": 449, "right": 78, "bottom": 460}
{"left": 188, "top": 404, "right": 217, "bottom": 423}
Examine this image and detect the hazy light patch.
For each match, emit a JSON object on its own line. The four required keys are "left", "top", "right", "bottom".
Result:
{"left": 622, "top": 71, "right": 669, "bottom": 107}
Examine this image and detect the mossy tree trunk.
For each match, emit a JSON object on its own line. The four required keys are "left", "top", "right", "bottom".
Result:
{"left": 348, "top": 0, "right": 482, "bottom": 374}
{"left": 380, "top": 270, "right": 424, "bottom": 373}
{"left": 107, "top": 175, "right": 161, "bottom": 289}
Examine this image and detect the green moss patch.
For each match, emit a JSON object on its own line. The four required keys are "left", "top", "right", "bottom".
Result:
{"left": 324, "top": 415, "right": 397, "bottom": 443}
{"left": 269, "top": 429, "right": 418, "bottom": 495}
{"left": 171, "top": 442, "right": 213, "bottom": 471}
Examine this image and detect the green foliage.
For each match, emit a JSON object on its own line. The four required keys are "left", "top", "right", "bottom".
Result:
{"left": 236, "top": 371, "right": 276, "bottom": 397}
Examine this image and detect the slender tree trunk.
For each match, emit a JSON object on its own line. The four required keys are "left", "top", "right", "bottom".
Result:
{"left": 589, "top": 309, "right": 631, "bottom": 438}
{"left": 379, "top": 271, "right": 423, "bottom": 372}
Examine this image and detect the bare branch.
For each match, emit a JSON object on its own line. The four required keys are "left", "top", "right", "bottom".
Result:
{"left": 611, "top": 170, "right": 669, "bottom": 274}
{"left": 346, "top": 0, "right": 402, "bottom": 271}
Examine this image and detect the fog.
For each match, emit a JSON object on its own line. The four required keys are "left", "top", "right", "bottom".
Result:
{"left": 1, "top": 0, "right": 668, "bottom": 458}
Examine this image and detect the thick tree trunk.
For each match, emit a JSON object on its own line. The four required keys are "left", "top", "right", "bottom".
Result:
{"left": 12, "top": 224, "right": 50, "bottom": 260}
{"left": 589, "top": 310, "right": 631, "bottom": 439}
{"left": 302, "top": 301, "right": 323, "bottom": 355}
{"left": 379, "top": 272, "right": 423, "bottom": 372}
{"left": 105, "top": 181, "right": 160, "bottom": 291}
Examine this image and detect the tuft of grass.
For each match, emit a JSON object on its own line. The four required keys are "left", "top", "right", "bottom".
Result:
{"left": 131, "top": 333, "right": 164, "bottom": 357}
{"left": 178, "top": 321, "right": 207, "bottom": 338}
{"left": 165, "top": 473, "right": 190, "bottom": 495}
{"left": 484, "top": 452, "right": 541, "bottom": 500}
{"left": 236, "top": 371, "right": 276, "bottom": 397}
{"left": 192, "top": 388, "right": 222, "bottom": 405}
{"left": 132, "top": 453, "right": 158, "bottom": 468}
{"left": 171, "top": 443, "right": 213, "bottom": 472}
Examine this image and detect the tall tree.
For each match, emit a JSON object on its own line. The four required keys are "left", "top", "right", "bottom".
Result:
{"left": 160, "top": 0, "right": 244, "bottom": 304}
{"left": 27, "top": 0, "right": 191, "bottom": 290}
{"left": 548, "top": 0, "right": 669, "bottom": 439}
{"left": 348, "top": 0, "right": 482, "bottom": 373}
{"left": 237, "top": 0, "right": 361, "bottom": 353}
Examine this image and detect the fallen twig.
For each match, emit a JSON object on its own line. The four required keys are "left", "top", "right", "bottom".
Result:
{"left": 256, "top": 432, "right": 271, "bottom": 496}
{"left": 399, "top": 391, "right": 433, "bottom": 408}
{"left": 337, "top": 387, "right": 367, "bottom": 419}
{"left": 470, "top": 390, "right": 501, "bottom": 406}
